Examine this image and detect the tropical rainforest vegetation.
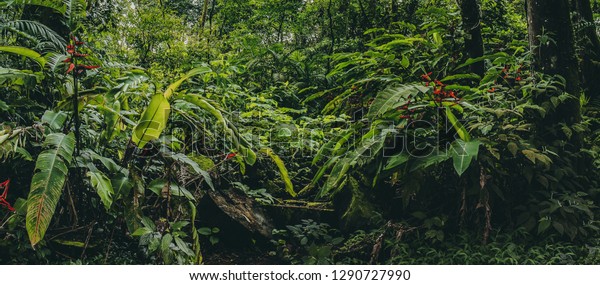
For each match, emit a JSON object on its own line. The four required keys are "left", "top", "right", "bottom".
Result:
{"left": 1, "top": 0, "right": 599, "bottom": 265}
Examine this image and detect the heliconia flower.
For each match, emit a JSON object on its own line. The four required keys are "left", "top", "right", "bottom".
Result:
{"left": 0, "top": 179, "right": 14, "bottom": 212}
{"left": 67, "top": 45, "right": 74, "bottom": 50}
{"left": 73, "top": 53, "right": 88, "bottom": 58}
{"left": 66, "top": 63, "right": 75, "bottom": 74}
{"left": 421, "top": 72, "right": 433, "bottom": 81}
{"left": 67, "top": 48, "right": 75, "bottom": 54}
{"left": 515, "top": 77, "right": 522, "bottom": 81}
{"left": 75, "top": 40, "right": 85, "bottom": 46}
{"left": 63, "top": 58, "right": 72, "bottom": 63}
{"left": 225, "top": 152, "right": 237, "bottom": 159}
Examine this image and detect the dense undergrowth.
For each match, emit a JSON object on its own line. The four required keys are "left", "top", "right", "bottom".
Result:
{"left": 1, "top": 0, "right": 600, "bottom": 264}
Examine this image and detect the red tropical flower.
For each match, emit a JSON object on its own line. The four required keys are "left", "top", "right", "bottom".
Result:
{"left": 421, "top": 72, "right": 433, "bottom": 81}
{"left": 66, "top": 63, "right": 75, "bottom": 74}
{"left": 0, "top": 179, "right": 15, "bottom": 212}
{"left": 225, "top": 152, "right": 237, "bottom": 159}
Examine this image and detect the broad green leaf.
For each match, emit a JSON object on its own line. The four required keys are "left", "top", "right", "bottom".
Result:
{"left": 174, "top": 236, "right": 194, "bottom": 257}
{"left": 164, "top": 66, "right": 211, "bottom": 99}
{"left": 171, "top": 221, "right": 189, "bottom": 231}
{"left": 432, "top": 32, "right": 443, "bottom": 45}
{"left": 87, "top": 171, "right": 114, "bottom": 210}
{"left": 132, "top": 93, "right": 171, "bottom": 148}
{"left": 161, "top": 233, "right": 173, "bottom": 260}
{"left": 261, "top": 148, "right": 296, "bottom": 197}
{"left": 41, "top": 110, "right": 67, "bottom": 131}
{"left": 26, "top": 133, "right": 75, "bottom": 246}
{"left": 367, "top": 84, "right": 430, "bottom": 119}
{"left": 538, "top": 218, "right": 551, "bottom": 234}
{"left": 198, "top": 227, "right": 212, "bottom": 235}
{"left": 169, "top": 184, "right": 195, "bottom": 201}
{"left": 455, "top": 52, "right": 509, "bottom": 70}
{"left": 445, "top": 107, "right": 471, "bottom": 141}
{"left": 409, "top": 152, "right": 451, "bottom": 172}
{"left": 401, "top": 55, "right": 410, "bottom": 68}
{"left": 111, "top": 173, "right": 133, "bottom": 199}
{"left": 239, "top": 146, "right": 257, "bottom": 165}
{"left": 384, "top": 152, "right": 410, "bottom": 170}
{"left": 522, "top": 149, "right": 537, "bottom": 164}
{"left": 183, "top": 94, "right": 256, "bottom": 165}
{"left": 441, "top": 73, "right": 481, "bottom": 82}
{"left": 0, "top": 46, "right": 47, "bottom": 67}
{"left": 507, "top": 142, "right": 518, "bottom": 157}
{"left": 171, "top": 153, "right": 214, "bottom": 190}
{"left": 131, "top": 227, "right": 153, "bottom": 237}
{"left": 450, "top": 140, "right": 481, "bottom": 176}
{"left": 319, "top": 127, "right": 393, "bottom": 198}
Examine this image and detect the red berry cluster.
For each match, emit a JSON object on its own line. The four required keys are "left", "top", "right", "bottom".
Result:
{"left": 64, "top": 36, "right": 99, "bottom": 76}
{"left": 488, "top": 64, "right": 527, "bottom": 93}
{"left": 396, "top": 95, "right": 414, "bottom": 120}
{"left": 421, "top": 72, "right": 459, "bottom": 103}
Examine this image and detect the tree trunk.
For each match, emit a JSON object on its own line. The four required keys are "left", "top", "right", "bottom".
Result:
{"left": 199, "top": 0, "right": 210, "bottom": 35}
{"left": 458, "top": 0, "right": 485, "bottom": 76}
{"left": 527, "top": 0, "right": 582, "bottom": 144}
{"left": 572, "top": 0, "right": 600, "bottom": 100}
{"left": 327, "top": 0, "right": 335, "bottom": 72}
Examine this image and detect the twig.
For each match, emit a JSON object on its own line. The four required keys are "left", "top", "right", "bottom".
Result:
{"left": 80, "top": 221, "right": 96, "bottom": 260}
{"left": 103, "top": 225, "right": 116, "bottom": 264}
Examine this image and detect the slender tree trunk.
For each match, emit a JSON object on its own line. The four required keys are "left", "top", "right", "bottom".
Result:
{"left": 199, "top": 0, "right": 210, "bottom": 35}
{"left": 277, "top": 11, "right": 286, "bottom": 43}
{"left": 209, "top": 0, "right": 216, "bottom": 36}
{"left": 572, "top": 0, "right": 600, "bottom": 100}
{"left": 327, "top": 0, "right": 335, "bottom": 72}
{"left": 391, "top": 0, "right": 399, "bottom": 23}
{"left": 458, "top": 0, "right": 485, "bottom": 76}
{"left": 527, "top": 0, "right": 582, "bottom": 144}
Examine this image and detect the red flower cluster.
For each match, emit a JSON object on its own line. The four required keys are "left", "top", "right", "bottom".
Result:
{"left": 0, "top": 179, "right": 15, "bottom": 212}
{"left": 421, "top": 72, "right": 459, "bottom": 103}
{"left": 225, "top": 152, "right": 237, "bottom": 160}
{"left": 65, "top": 36, "right": 100, "bottom": 76}
{"left": 500, "top": 64, "right": 525, "bottom": 82}
{"left": 396, "top": 95, "right": 414, "bottom": 120}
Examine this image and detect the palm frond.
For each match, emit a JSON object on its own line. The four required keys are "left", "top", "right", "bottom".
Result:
{"left": 0, "top": 20, "right": 66, "bottom": 52}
